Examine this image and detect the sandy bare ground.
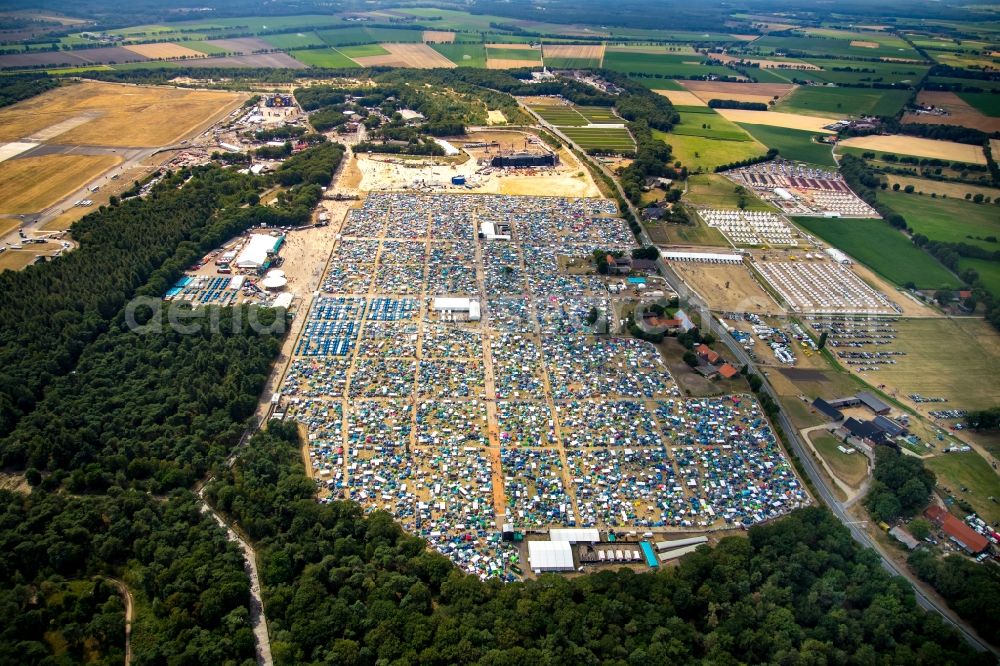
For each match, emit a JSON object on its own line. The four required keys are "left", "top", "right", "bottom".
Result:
{"left": 903, "top": 91, "right": 1000, "bottom": 134}
{"left": 850, "top": 40, "right": 879, "bottom": 48}
{"left": 123, "top": 42, "right": 206, "bottom": 59}
{"left": 671, "top": 262, "right": 785, "bottom": 315}
{"left": 992, "top": 139, "right": 1000, "bottom": 158}
{"left": 353, "top": 43, "right": 456, "bottom": 68}
{"left": 422, "top": 30, "right": 455, "bottom": 43}
{"left": 712, "top": 53, "right": 820, "bottom": 70}
{"left": 543, "top": 44, "right": 605, "bottom": 62}
{"left": 838, "top": 135, "right": 986, "bottom": 164}
{"left": 654, "top": 90, "right": 707, "bottom": 106}
{"left": 715, "top": 108, "right": 839, "bottom": 132}
{"left": 487, "top": 58, "right": 542, "bottom": 69}
{"left": 486, "top": 110, "right": 508, "bottom": 124}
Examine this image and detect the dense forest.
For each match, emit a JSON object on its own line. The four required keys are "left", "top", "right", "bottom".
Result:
{"left": 0, "top": 488, "right": 257, "bottom": 665}
{"left": 204, "top": 423, "right": 988, "bottom": 665}
{"left": 864, "top": 446, "right": 936, "bottom": 523}
{"left": 908, "top": 549, "right": 1000, "bottom": 644}
{"left": 0, "top": 73, "right": 59, "bottom": 108}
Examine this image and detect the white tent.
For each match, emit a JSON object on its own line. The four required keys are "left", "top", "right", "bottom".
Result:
{"left": 235, "top": 234, "right": 279, "bottom": 270}
{"left": 549, "top": 528, "right": 600, "bottom": 544}
{"left": 527, "top": 541, "right": 574, "bottom": 572}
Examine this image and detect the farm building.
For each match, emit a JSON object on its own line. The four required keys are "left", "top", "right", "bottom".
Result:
{"left": 812, "top": 397, "right": 844, "bottom": 422}
{"left": 924, "top": 506, "right": 989, "bottom": 554}
{"left": 527, "top": 540, "right": 575, "bottom": 572}
{"left": 491, "top": 152, "right": 558, "bottom": 168}
{"left": 889, "top": 526, "right": 920, "bottom": 550}
{"left": 857, "top": 391, "right": 891, "bottom": 415}
{"left": 479, "top": 222, "right": 511, "bottom": 241}
{"left": 825, "top": 248, "right": 851, "bottom": 265}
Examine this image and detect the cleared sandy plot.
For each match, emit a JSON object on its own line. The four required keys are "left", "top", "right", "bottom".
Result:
{"left": 0, "top": 81, "right": 245, "bottom": 147}
{"left": 543, "top": 44, "right": 605, "bottom": 61}
{"left": 714, "top": 108, "right": 838, "bottom": 132}
{"left": 850, "top": 40, "right": 879, "bottom": 49}
{"left": 654, "top": 90, "right": 707, "bottom": 106}
{"left": 902, "top": 91, "right": 1000, "bottom": 134}
{"left": 839, "top": 135, "right": 986, "bottom": 164}
{"left": 423, "top": 31, "right": 455, "bottom": 43}
{"left": 671, "top": 262, "right": 784, "bottom": 314}
{"left": 487, "top": 59, "right": 541, "bottom": 69}
{"left": 0, "top": 154, "right": 121, "bottom": 214}
{"left": 353, "top": 43, "right": 456, "bottom": 68}
{"left": 122, "top": 42, "right": 206, "bottom": 59}
{"left": 487, "top": 110, "right": 507, "bottom": 124}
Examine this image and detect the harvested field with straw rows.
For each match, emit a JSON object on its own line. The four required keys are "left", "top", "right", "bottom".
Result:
{"left": 837, "top": 135, "right": 986, "bottom": 164}
{"left": 353, "top": 43, "right": 457, "bottom": 68}
{"left": 714, "top": 109, "right": 837, "bottom": 133}
{"left": 122, "top": 42, "right": 206, "bottom": 59}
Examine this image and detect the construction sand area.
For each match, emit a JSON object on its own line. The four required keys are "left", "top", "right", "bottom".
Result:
{"left": 0, "top": 81, "right": 245, "bottom": 148}
{"left": 123, "top": 42, "right": 207, "bottom": 59}
{"left": 352, "top": 43, "right": 456, "bottom": 68}
{"left": 671, "top": 261, "right": 784, "bottom": 315}
{"left": 838, "top": 135, "right": 986, "bottom": 164}
{"left": 903, "top": 91, "right": 1000, "bottom": 134}
{"left": 654, "top": 90, "right": 707, "bottom": 107}
{"left": 0, "top": 154, "right": 122, "bottom": 214}
{"left": 714, "top": 109, "right": 839, "bottom": 132}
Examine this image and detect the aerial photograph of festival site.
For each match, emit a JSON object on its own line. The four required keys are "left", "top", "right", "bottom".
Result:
{"left": 0, "top": 0, "right": 998, "bottom": 663}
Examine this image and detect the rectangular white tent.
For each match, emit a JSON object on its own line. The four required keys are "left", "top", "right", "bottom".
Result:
{"left": 549, "top": 528, "right": 600, "bottom": 544}
{"left": 527, "top": 540, "right": 574, "bottom": 572}
{"left": 235, "top": 234, "right": 279, "bottom": 270}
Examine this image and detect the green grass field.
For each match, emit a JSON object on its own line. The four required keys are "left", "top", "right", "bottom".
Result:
{"left": 683, "top": 174, "right": 776, "bottom": 210}
{"left": 603, "top": 51, "right": 731, "bottom": 78}
{"left": 812, "top": 433, "right": 868, "bottom": 487}
{"left": 337, "top": 43, "right": 389, "bottom": 58}
{"left": 560, "top": 126, "right": 635, "bottom": 152}
{"left": 184, "top": 41, "right": 229, "bottom": 55}
{"left": 530, "top": 105, "right": 589, "bottom": 126}
{"left": 752, "top": 34, "right": 921, "bottom": 60}
{"left": 878, "top": 192, "right": 1000, "bottom": 250}
{"left": 544, "top": 57, "right": 602, "bottom": 68}
{"left": 260, "top": 32, "right": 325, "bottom": 50}
{"left": 672, "top": 108, "right": 756, "bottom": 141}
{"left": 363, "top": 27, "right": 423, "bottom": 43}
{"left": 927, "top": 76, "right": 1000, "bottom": 92}
{"left": 959, "top": 257, "right": 1000, "bottom": 295}
{"left": 289, "top": 48, "right": 358, "bottom": 68}
{"left": 316, "top": 27, "right": 375, "bottom": 48}
{"left": 430, "top": 43, "right": 487, "bottom": 68}
{"left": 737, "top": 123, "right": 836, "bottom": 166}
{"left": 801, "top": 58, "right": 929, "bottom": 86}
{"left": 957, "top": 92, "right": 1000, "bottom": 117}
{"left": 487, "top": 47, "right": 542, "bottom": 61}
{"left": 791, "top": 217, "right": 959, "bottom": 289}
{"left": 926, "top": 452, "right": 1000, "bottom": 524}
{"left": 776, "top": 86, "right": 911, "bottom": 117}
{"left": 668, "top": 134, "right": 769, "bottom": 171}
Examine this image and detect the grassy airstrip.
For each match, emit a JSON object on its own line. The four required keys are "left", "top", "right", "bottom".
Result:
{"left": 792, "top": 217, "right": 959, "bottom": 289}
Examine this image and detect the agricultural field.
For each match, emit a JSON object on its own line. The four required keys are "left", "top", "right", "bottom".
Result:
{"left": 958, "top": 92, "right": 1000, "bottom": 117}
{"left": 529, "top": 104, "right": 590, "bottom": 126}
{"left": 791, "top": 217, "right": 959, "bottom": 289}
{"left": 654, "top": 129, "right": 767, "bottom": 172}
{"left": 487, "top": 46, "right": 542, "bottom": 61}
{"left": 878, "top": 191, "right": 1000, "bottom": 250}
{"left": 422, "top": 31, "right": 455, "bottom": 44}
{"left": 0, "top": 81, "right": 245, "bottom": 147}
{"left": 683, "top": 173, "right": 777, "bottom": 210}
{"left": 655, "top": 89, "right": 707, "bottom": 106}
{"left": 644, "top": 218, "right": 728, "bottom": 246}
{"left": 351, "top": 43, "right": 456, "bottom": 69}
{"left": 560, "top": 126, "right": 635, "bottom": 152}
{"left": 121, "top": 42, "right": 205, "bottom": 59}
{"left": 104, "top": 14, "right": 347, "bottom": 40}
{"left": 337, "top": 43, "right": 389, "bottom": 58}
{"left": 542, "top": 44, "right": 604, "bottom": 68}
{"left": 926, "top": 452, "right": 1000, "bottom": 525}
{"left": 801, "top": 58, "right": 929, "bottom": 86}
{"left": 737, "top": 124, "right": 836, "bottom": 166}
{"left": 0, "top": 154, "right": 121, "bottom": 214}
{"left": 715, "top": 109, "right": 837, "bottom": 133}
{"left": 261, "top": 31, "right": 326, "bottom": 50}
{"left": 776, "top": 86, "right": 910, "bottom": 117}
{"left": 183, "top": 41, "right": 230, "bottom": 55}
{"left": 316, "top": 27, "right": 379, "bottom": 47}
{"left": 678, "top": 80, "right": 796, "bottom": 106}
{"left": 603, "top": 51, "right": 733, "bottom": 79}
{"left": 751, "top": 33, "right": 922, "bottom": 60}
{"left": 430, "top": 43, "right": 487, "bottom": 68}
{"left": 903, "top": 91, "right": 1000, "bottom": 134}
{"left": 926, "top": 75, "right": 1000, "bottom": 92}
{"left": 671, "top": 107, "right": 758, "bottom": 141}
{"left": 884, "top": 175, "right": 1000, "bottom": 203}
{"left": 364, "top": 27, "right": 425, "bottom": 44}
{"left": 836, "top": 135, "right": 986, "bottom": 165}
{"left": 201, "top": 37, "right": 273, "bottom": 54}
{"left": 289, "top": 48, "right": 359, "bottom": 69}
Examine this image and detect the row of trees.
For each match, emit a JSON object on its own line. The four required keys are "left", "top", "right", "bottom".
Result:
{"left": 203, "top": 423, "right": 989, "bottom": 665}
{"left": 865, "top": 446, "right": 936, "bottom": 523}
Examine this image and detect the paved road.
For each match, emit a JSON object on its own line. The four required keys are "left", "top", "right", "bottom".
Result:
{"left": 522, "top": 103, "right": 995, "bottom": 655}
